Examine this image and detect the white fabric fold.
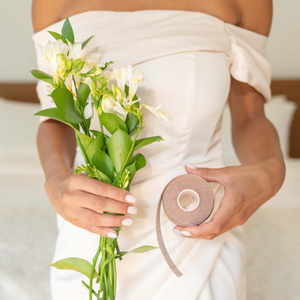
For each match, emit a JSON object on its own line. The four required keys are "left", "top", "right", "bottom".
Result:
{"left": 31, "top": 10, "right": 269, "bottom": 300}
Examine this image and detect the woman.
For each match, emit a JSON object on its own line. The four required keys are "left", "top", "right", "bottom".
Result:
{"left": 32, "top": 0, "right": 285, "bottom": 299}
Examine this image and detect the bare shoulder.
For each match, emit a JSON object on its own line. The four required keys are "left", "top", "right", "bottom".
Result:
{"left": 236, "top": 0, "right": 273, "bottom": 36}
{"left": 31, "top": 0, "right": 67, "bottom": 33}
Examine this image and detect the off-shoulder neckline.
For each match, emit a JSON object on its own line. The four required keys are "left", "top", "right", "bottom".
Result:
{"left": 32, "top": 9, "right": 269, "bottom": 39}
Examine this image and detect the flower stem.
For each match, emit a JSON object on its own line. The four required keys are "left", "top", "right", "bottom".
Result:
{"left": 89, "top": 236, "right": 102, "bottom": 300}
{"left": 119, "top": 115, "right": 143, "bottom": 174}
{"left": 75, "top": 131, "right": 89, "bottom": 164}
{"left": 82, "top": 281, "right": 101, "bottom": 300}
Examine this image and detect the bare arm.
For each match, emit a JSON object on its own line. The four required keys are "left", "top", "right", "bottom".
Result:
{"left": 37, "top": 120, "right": 77, "bottom": 181}
{"left": 32, "top": 2, "right": 138, "bottom": 238}
{"left": 229, "top": 79, "right": 285, "bottom": 193}
{"left": 173, "top": 0, "right": 286, "bottom": 239}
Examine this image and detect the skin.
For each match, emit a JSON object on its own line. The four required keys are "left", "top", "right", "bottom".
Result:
{"left": 31, "top": 0, "right": 285, "bottom": 240}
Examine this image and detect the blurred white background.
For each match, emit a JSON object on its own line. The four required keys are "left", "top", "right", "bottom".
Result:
{"left": 0, "top": 1, "right": 299, "bottom": 299}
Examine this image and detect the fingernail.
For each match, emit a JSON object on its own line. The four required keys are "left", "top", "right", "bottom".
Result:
{"left": 180, "top": 231, "right": 192, "bottom": 237}
{"left": 107, "top": 232, "right": 117, "bottom": 238}
{"left": 172, "top": 228, "right": 181, "bottom": 236}
{"left": 122, "top": 218, "right": 133, "bottom": 226}
{"left": 185, "top": 164, "right": 197, "bottom": 170}
{"left": 125, "top": 194, "right": 137, "bottom": 203}
{"left": 127, "top": 206, "right": 138, "bottom": 214}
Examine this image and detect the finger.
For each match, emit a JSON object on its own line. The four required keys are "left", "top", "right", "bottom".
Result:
{"left": 71, "top": 174, "right": 136, "bottom": 203}
{"left": 174, "top": 198, "right": 236, "bottom": 239}
{"left": 72, "top": 219, "right": 119, "bottom": 238}
{"left": 74, "top": 191, "right": 138, "bottom": 215}
{"left": 75, "top": 207, "right": 134, "bottom": 227}
{"left": 184, "top": 165, "right": 228, "bottom": 185}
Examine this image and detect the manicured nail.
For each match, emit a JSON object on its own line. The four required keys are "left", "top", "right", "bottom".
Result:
{"left": 125, "top": 194, "right": 137, "bottom": 203}
{"left": 122, "top": 218, "right": 133, "bottom": 226}
{"left": 127, "top": 206, "right": 138, "bottom": 214}
{"left": 172, "top": 228, "right": 181, "bottom": 236}
{"left": 180, "top": 231, "right": 192, "bottom": 237}
{"left": 185, "top": 164, "right": 197, "bottom": 170}
{"left": 107, "top": 232, "right": 117, "bottom": 238}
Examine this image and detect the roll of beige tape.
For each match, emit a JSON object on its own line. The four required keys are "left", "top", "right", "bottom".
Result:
{"left": 155, "top": 174, "right": 214, "bottom": 277}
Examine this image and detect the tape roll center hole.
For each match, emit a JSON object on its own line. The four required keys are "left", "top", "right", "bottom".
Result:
{"left": 177, "top": 189, "right": 200, "bottom": 211}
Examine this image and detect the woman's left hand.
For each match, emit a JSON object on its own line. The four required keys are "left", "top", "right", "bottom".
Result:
{"left": 173, "top": 161, "right": 285, "bottom": 239}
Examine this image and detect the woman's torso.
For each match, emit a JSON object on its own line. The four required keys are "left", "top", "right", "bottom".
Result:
{"left": 31, "top": 6, "right": 271, "bottom": 298}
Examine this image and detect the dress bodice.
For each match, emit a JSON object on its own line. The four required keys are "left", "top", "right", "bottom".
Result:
{"left": 33, "top": 11, "right": 271, "bottom": 300}
{"left": 32, "top": 10, "right": 272, "bottom": 181}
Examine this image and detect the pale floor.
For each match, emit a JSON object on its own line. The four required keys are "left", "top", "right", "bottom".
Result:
{"left": 0, "top": 157, "right": 299, "bottom": 300}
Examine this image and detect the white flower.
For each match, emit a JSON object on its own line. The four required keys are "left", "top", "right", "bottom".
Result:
{"left": 39, "top": 39, "right": 68, "bottom": 84}
{"left": 123, "top": 96, "right": 141, "bottom": 107}
{"left": 65, "top": 75, "right": 73, "bottom": 91}
{"left": 101, "top": 94, "right": 116, "bottom": 113}
{"left": 126, "top": 65, "right": 144, "bottom": 102}
{"left": 83, "top": 77, "right": 93, "bottom": 90}
{"left": 68, "top": 42, "right": 102, "bottom": 73}
{"left": 103, "top": 70, "right": 115, "bottom": 83}
{"left": 84, "top": 95, "right": 93, "bottom": 119}
{"left": 142, "top": 104, "right": 171, "bottom": 121}
{"left": 113, "top": 67, "right": 127, "bottom": 94}
{"left": 111, "top": 65, "right": 144, "bottom": 104}
{"left": 112, "top": 101, "right": 128, "bottom": 121}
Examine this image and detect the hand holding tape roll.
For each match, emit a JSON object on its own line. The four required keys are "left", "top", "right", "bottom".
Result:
{"left": 155, "top": 174, "right": 215, "bottom": 277}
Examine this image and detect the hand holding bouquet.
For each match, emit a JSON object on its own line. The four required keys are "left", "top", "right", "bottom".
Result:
{"left": 31, "top": 18, "right": 170, "bottom": 300}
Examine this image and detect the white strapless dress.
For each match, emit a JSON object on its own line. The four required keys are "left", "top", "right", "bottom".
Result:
{"left": 32, "top": 10, "right": 272, "bottom": 300}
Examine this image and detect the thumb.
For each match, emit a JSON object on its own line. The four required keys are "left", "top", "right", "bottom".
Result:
{"left": 185, "top": 164, "right": 226, "bottom": 184}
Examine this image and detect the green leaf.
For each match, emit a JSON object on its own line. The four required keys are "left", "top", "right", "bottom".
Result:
{"left": 91, "top": 130, "right": 101, "bottom": 138}
{"left": 134, "top": 136, "right": 164, "bottom": 151}
{"left": 118, "top": 245, "right": 159, "bottom": 257}
{"left": 50, "top": 87, "right": 82, "bottom": 124}
{"left": 92, "top": 168, "right": 112, "bottom": 184}
{"left": 31, "top": 70, "right": 53, "bottom": 84}
{"left": 61, "top": 18, "right": 74, "bottom": 44}
{"left": 34, "top": 108, "right": 69, "bottom": 125}
{"left": 92, "top": 149, "right": 115, "bottom": 180}
{"left": 76, "top": 130, "right": 93, "bottom": 151}
{"left": 50, "top": 258, "right": 98, "bottom": 279}
{"left": 82, "top": 35, "right": 95, "bottom": 49}
{"left": 130, "top": 153, "right": 146, "bottom": 171}
{"left": 100, "top": 113, "right": 128, "bottom": 134}
{"left": 48, "top": 31, "right": 67, "bottom": 44}
{"left": 104, "top": 135, "right": 110, "bottom": 148}
{"left": 77, "top": 83, "right": 90, "bottom": 108}
{"left": 75, "top": 164, "right": 112, "bottom": 184}
{"left": 126, "top": 112, "right": 139, "bottom": 134}
{"left": 107, "top": 129, "right": 132, "bottom": 173}
{"left": 86, "top": 133, "right": 104, "bottom": 163}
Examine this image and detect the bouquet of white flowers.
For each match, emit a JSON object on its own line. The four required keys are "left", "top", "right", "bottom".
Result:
{"left": 31, "top": 18, "right": 170, "bottom": 300}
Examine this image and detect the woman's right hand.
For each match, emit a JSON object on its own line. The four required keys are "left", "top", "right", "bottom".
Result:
{"left": 44, "top": 166, "right": 138, "bottom": 239}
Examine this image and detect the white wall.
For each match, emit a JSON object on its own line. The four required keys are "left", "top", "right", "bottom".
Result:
{"left": 0, "top": 0, "right": 299, "bottom": 81}
{"left": 267, "top": 0, "right": 300, "bottom": 78}
{"left": 0, "top": 0, "right": 36, "bottom": 81}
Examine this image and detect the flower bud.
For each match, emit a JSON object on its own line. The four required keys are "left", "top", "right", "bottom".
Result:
{"left": 72, "top": 59, "right": 82, "bottom": 70}
{"left": 101, "top": 94, "right": 116, "bottom": 113}
{"left": 116, "top": 87, "right": 123, "bottom": 102}
{"left": 75, "top": 61, "right": 85, "bottom": 72}
{"left": 91, "top": 81, "right": 97, "bottom": 91}
{"left": 111, "top": 84, "right": 116, "bottom": 95}
{"left": 66, "top": 59, "right": 73, "bottom": 72}
{"left": 95, "top": 67, "right": 103, "bottom": 76}
{"left": 56, "top": 54, "right": 66, "bottom": 69}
